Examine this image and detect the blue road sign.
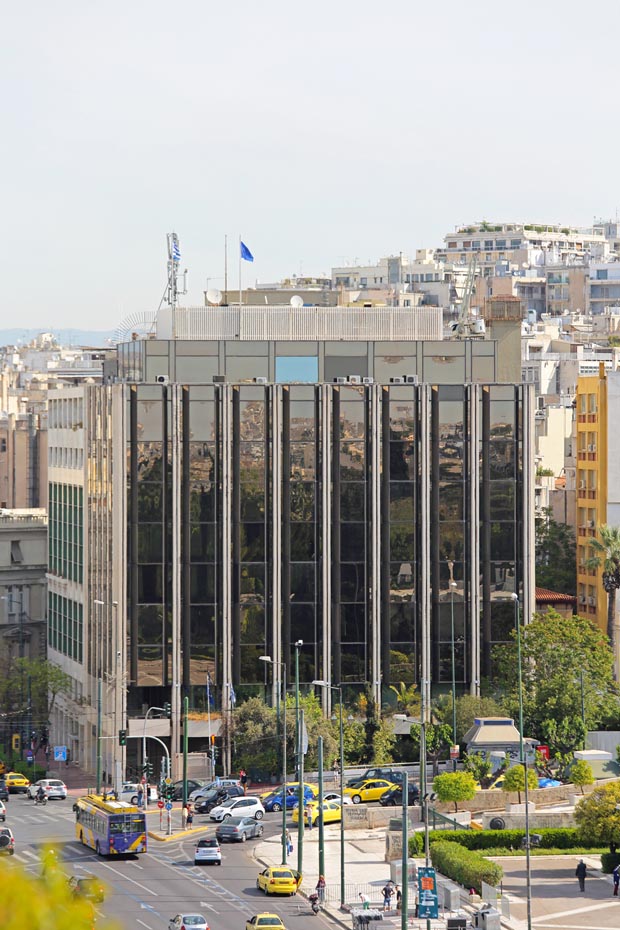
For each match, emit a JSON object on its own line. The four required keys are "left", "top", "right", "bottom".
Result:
{"left": 417, "top": 867, "right": 439, "bottom": 920}
{"left": 165, "top": 801, "right": 173, "bottom": 811}
{"left": 26, "top": 751, "right": 34, "bottom": 763}
{"left": 54, "top": 745, "right": 67, "bottom": 762}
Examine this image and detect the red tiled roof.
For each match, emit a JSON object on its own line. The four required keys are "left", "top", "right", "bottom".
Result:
{"left": 535, "top": 587, "right": 577, "bottom": 604}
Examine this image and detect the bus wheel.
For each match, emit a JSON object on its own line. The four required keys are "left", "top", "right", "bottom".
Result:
{"left": 79, "top": 832, "right": 84, "bottom": 845}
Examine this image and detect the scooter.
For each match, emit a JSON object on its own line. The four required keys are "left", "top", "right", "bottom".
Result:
{"left": 309, "top": 893, "right": 320, "bottom": 915}
{"left": 34, "top": 794, "right": 47, "bottom": 806}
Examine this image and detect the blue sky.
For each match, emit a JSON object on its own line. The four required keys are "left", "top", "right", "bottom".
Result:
{"left": 2, "top": 0, "right": 619, "bottom": 328}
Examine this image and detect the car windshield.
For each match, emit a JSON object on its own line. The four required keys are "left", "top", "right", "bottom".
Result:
{"left": 182, "top": 918, "right": 205, "bottom": 925}
{"left": 257, "top": 921, "right": 282, "bottom": 926}
{"left": 222, "top": 817, "right": 244, "bottom": 825}
{"left": 48, "top": 781, "right": 64, "bottom": 787}
{"left": 272, "top": 870, "right": 294, "bottom": 879}
{"left": 219, "top": 798, "right": 237, "bottom": 808}
{"left": 197, "top": 839, "right": 218, "bottom": 847}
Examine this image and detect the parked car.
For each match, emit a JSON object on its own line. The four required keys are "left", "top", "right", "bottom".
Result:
{"left": 345, "top": 768, "right": 404, "bottom": 788}
{"left": 0, "top": 827, "right": 15, "bottom": 855}
{"left": 194, "top": 837, "right": 222, "bottom": 865}
{"left": 256, "top": 866, "right": 301, "bottom": 896}
{"left": 262, "top": 786, "right": 314, "bottom": 813}
{"left": 27, "top": 779, "right": 68, "bottom": 800}
{"left": 343, "top": 778, "right": 398, "bottom": 804}
{"left": 194, "top": 786, "right": 245, "bottom": 813}
{"left": 0, "top": 781, "right": 8, "bottom": 802}
{"left": 216, "top": 815, "right": 264, "bottom": 843}
{"left": 379, "top": 783, "right": 420, "bottom": 806}
{"left": 67, "top": 875, "right": 105, "bottom": 903}
{"left": 0, "top": 800, "right": 6, "bottom": 822}
{"left": 209, "top": 796, "right": 265, "bottom": 822}
{"left": 4, "top": 772, "right": 30, "bottom": 794}
{"left": 168, "top": 915, "right": 209, "bottom": 930}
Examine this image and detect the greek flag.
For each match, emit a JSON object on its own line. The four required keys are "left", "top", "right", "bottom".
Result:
{"left": 171, "top": 234, "right": 181, "bottom": 263}
{"left": 240, "top": 241, "right": 254, "bottom": 262}
{"left": 229, "top": 683, "right": 237, "bottom": 707}
{"left": 206, "top": 672, "right": 215, "bottom": 707}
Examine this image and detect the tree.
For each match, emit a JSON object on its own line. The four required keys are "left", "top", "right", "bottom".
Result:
{"left": 371, "top": 717, "right": 396, "bottom": 764}
{"left": 493, "top": 610, "right": 620, "bottom": 755}
{"left": 409, "top": 722, "right": 453, "bottom": 776}
{"left": 462, "top": 752, "right": 492, "bottom": 787}
{"left": 434, "top": 693, "right": 506, "bottom": 744}
{"left": 535, "top": 507, "right": 576, "bottom": 595}
{"left": 570, "top": 759, "right": 595, "bottom": 795}
{"left": 229, "top": 696, "right": 278, "bottom": 775}
{"left": 574, "top": 781, "right": 620, "bottom": 844}
{"left": 387, "top": 681, "right": 420, "bottom": 717}
{"left": 585, "top": 523, "right": 620, "bottom": 657}
{"left": 433, "top": 771, "right": 476, "bottom": 812}
{"left": 501, "top": 765, "right": 537, "bottom": 803}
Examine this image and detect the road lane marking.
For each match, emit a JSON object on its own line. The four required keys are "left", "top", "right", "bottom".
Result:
{"left": 200, "top": 902, "right": 219, "bottom": 914}
{"left": 100, "top": 862, "right": 158, "bottom": 896}
{"left": 137, "top": 921, "right": 153, "bottom": 929}
{"left": 20, "top": 849, "right": 39, "bottom": 860}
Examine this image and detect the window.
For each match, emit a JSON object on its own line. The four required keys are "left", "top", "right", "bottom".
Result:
{"left": 597, "top": 269, "right": 608, "bottom": 280}
{"left": 484, "top": 240, "right": 494, "bottom": 249}
{"left": 10, "top": 541, "right": 23, "bottom": 564}
{"left": 496, "top": 239, "right": 506, "bottom": 249}
{"left": 510, "top": 239, "right": 521, "bottom": 248}
{"left": 448, "top": 241, "right": 457, "bottom": 249}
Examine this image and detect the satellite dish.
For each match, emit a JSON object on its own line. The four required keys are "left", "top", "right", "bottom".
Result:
{"left": 290, "top": 295, "right": 303, "bottom": 308}
{"left": 207, "top": 288, "right": 222, "bottom": 306}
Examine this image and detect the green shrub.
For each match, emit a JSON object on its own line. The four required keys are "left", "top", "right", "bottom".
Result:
{"left": 424, "top": 827, "right": 583, "bottom": 851}
{"left": 408, "top": 833, "right": 424, "bottom": 856}
{"left": 601, "top": 852, "right": 620, "bottom": 874}
{"left": 10, "top": 762, "right": 46, "bottom": 781}
{"left": 430, "top": 841, "right": 503, "bottom": 894}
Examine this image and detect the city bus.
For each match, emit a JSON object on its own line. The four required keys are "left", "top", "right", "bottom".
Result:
{"left": 75, "top": 795, "right": 147, "bottom": 856}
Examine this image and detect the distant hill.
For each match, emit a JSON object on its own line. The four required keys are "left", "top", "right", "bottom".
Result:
{"left": 0, "top": 329, "right": 117, "bottom": 347}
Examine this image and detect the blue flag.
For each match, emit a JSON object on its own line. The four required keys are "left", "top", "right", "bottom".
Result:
{"left": 206, "top": 672, "right": 215, "bottom": 707}
{"left": 229, "top": 683, "right": 237, "bottom": 707}
{"left": 171, "top": 234, "right": 181, "bottom": 263}
{"left": 240, "top": 241, "right": 254, "bottom": 262}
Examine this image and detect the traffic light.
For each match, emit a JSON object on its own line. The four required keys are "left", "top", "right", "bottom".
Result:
{"left": 163, "top": 701, "right": 171, "bottom": 719}
{"left": 118, "top": 729, "right": 127, "bottom": 746}
{"left": 143, "top": 761, "right": 153, "bottom": 779}
{"left": 11, "top": 734, "right": 20, "bottom": 752}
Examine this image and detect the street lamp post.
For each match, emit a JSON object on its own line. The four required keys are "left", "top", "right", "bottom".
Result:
{"left": 259, "top": 655, "right": 288, "bottom": 865}
{"left": 294, "top": 640, "right": 304, "bottom": 876}
{"left": 449, "top": 577, "right": 458, "bottom": 770}
{"left": 511, "top": 593, "right": 532, "bottom": 930}
{"left": 312, "top": 679, "right": 345, "bottom": 909}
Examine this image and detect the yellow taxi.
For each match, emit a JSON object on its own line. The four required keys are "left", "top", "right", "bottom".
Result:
{"left": 5, "top": 772, "right": 30, "bottom": 793}
{"left": 343, "top": 778, "right": 397, "bottom": 804}
{"left": 292, "top": 799, "right": 342, "bottom": 826}
{"left": 245, "top": 915, "right": 286, "bottom": 930}
{"left": 256, "top": 866, "right": 301, "bottom": 896}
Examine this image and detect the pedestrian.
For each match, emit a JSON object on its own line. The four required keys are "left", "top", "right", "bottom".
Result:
{"left": 382, "top": 881, "right": 395, "bottom": 911}
{"left": 137, "top": 786, "right": 144, "bottom": 809}
{"left": 613, "top": 863, "right": 620, "bottom": 896}
{"left": 305, "top": 805, "right": 314, "bottom": 830}
{"left": 359, "top": 892, "right": 370, "bottom": 911}
{"left": 395, "top": 884, "right": 402, "bottom": 910}
{"left": 239, "top": 769, "right": 247, "bottom": 794}
{"left": 186, "top": 806, "right": 193, "bottom": 829}
{"left": 333, "top": 759, "right": 339, "bottom": 782}
{"left": 576, "top": 859, "right": 587, "bottom": 892}
{"left": 181, "top": 803, "right": 188, "bottom": 830}
{"left": 286, "top": 829, "right": 293, "bottom": 856}
{"left": 316, "top": 875, "right": 326, "bottom": 904}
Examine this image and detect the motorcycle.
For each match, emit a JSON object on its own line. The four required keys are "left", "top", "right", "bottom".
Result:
{"left": 308, "top": 893, "right": 320, "bottom": 915}
{"left": 34, "top": 794, "right": 47, "bottom": 806}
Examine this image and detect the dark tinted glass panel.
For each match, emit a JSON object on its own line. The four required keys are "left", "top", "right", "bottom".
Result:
{"left": 390, "top": 562, "right": 415, "bottom": 598}
{"left": 437, "top": 642, "right": 465, "bottom": 683}
{"left": 438, "top": 482, "right": 464, "bottom": 521}
{"left": 490, "top": 523, "right": 516, "bottom": 560}
{"left": 438, "top": 561, "right": 464, "bottom": 588}
{"left": 240, "top": 645, "right": 264, "bottom": 682}
{"left": 341, "top": 603, "right": 366, "bottom": 641}
{"left": 290, "top": 563, "right": 315, "bottom": 602}
{"left": 487, "top": 441, "right": 515, "bottom": 479}
{"left": 389, "top": 401, "right": 415, "bottom": 437}
{"left": 290, "top": 524, "right": 315, "bottom": 560}
{"left": 190, "top": 565, "right": 215, "bottom": 602}
{"left": 189, "top": 644, "right": 216, "bottom": 685}
{"left": 290, "top": 483, "right": 315, "bottom": 522}
{"left": 339, "top": 402, "right": 366, "bottom": 439}
{"left": 289, "top": 401, "right": 316, "bottom": 440}
{"left": 489, "top": 600, "right": 517, "bottom": 641}
{"left": 439, "top": 523, "right": 465, "bottom": 561}
{"left": 137, "top": 646, "right": 162, "bottom": 686}
{"left": 138, "top": 565, "right": 162, "bottom": 602}
{"left": 341, "top": 527, "right": 365, "bottom": 562}
{"left": 339, "top": 442, "right": 364, "bottom": 478}
{"left": 240, "top": 523, "right": 265, "bottom": 561}
{"left": 290, "top": 603, "right": 316, "bottom": 641}
{"left": 340, "top": 483, "right": 365, "bottom": 521}
{"left": 437, "top": 601, "right": 465, "bottom": 640}
{"left": 137, "top": 443, "right": 163, "bottom": 481}
{"left": 390, "top": 603, "right": 415, "bottom": 640}
{"left": 341, "top": 564, "right": 365, "bottom": 601}
{"left": 190, "top": 606, "right": 216, "bottom": 644}
{"left": 389, "top": 644, "right": 416, "bottom": 682}
{"left": 390, "top": 482, "right": 414, "bottom": 506}
{"left": 341, "top": 644, "right": 366, "bottom": 682}
{"left": 188, "top": 442, "right": 215, "bottom": 483}
{"left": 488, "top": 562, "right": 516, "bottom": 594}
{"left": 189, "top": 484, "right": 215, "bottom": 522}
{"left": 188, "top": 401, "right": 216, "bottom": 441}
{"left": 190, "top": 524, "right": 216, "bottom": 561}
{"left": 240, "top": 606, "right": 265, "bottom": 643}
{"left": 390, "top": 526, "right": 414, "bottom": 562}
{"left": 389, "top": 442, "right": 415, "bottom": 480}
{"left": 240, "top": 565, "right": 265, "bottom": 603}
{"left": 290, "top": 443, "right": 315, "bottom": 480}
{"left": 439, "top": 441, "right": 463, "bottom": 480}
{"left": 489, "top": 482, "right": 516, "bottom": 521}
{"left": 239, "top": 401, "right": 265, "bottom": 440}
{"left": 240, "top": 483, "right": 265, "bottom": 521}
{"left": 137, "top": 604, "right": 163, "bottom": 644}
{"left": 137, "top": 485, "right": 162, "bottom": 521}
{"left": 138, "top": 524, "right": 162, "bottom": 562}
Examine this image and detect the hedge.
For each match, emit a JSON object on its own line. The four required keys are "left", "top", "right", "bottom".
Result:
{"left": 411, "top": 828, "right": 586, "bottom": 853}
{"left": 430, "top": 841, "right": 503, "bottom": 894}
{"left": 601, "top": 853, "right": 620, "bottom": 874}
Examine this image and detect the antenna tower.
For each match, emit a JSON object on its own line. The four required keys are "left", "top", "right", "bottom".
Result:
{"left": 166, "top": 232, "right": 187, "bottom": 337}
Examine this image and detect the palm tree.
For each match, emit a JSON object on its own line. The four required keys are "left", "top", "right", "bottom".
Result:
{"left": 388, "top": 681, "right": 420, "bottom": 717}
{"left": 585, "top": 523, "right": 620, "bottom": 656}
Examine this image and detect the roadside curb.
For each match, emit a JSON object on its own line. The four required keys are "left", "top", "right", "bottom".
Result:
{"left": 147, "top": 826, "right": 211, "bottom": 842}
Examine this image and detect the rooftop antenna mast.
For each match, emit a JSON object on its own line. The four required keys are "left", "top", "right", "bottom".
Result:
{"left": 166, "top": 232, "right": 187, "bottom": 338}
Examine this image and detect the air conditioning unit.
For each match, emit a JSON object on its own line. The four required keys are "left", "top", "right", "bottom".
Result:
{"left": 333, "top": 377, "right": 347, "bottom": 384}
{"left": 362, "top": 377, "right": 374, "bottom": 384}
{"left": 404, "top": 375, "right": 419, "bottom": 384}
{"left": 390, "top": 377, "right": 405, "bottom": 384}
{"left": 253, "top": 377, "right": 267, "bottom": 384}
{"left": 348, "top": 375, "right": 362, "bottom": 384}
{"left": 155, "top": 374, "right": 169, "bottom": 384}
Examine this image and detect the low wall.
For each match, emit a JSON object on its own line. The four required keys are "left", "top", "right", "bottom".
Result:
{"left": 481, "top": 809, "right": 576, "bottom": 829}
{"left": 344, "top": 804, "right": 422, "bottom": 830}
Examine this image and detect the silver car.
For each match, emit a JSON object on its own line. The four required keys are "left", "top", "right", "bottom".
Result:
{"left": 169, "top": 916, "right": 209, "bottom": 930}
{"left": 27, "top": 779, "right": 67, "bottom": 800}
{"left": 194, "top": 837, "right": 222, "bottom": 865}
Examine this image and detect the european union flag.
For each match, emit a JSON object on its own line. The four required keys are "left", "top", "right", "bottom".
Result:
{"left": 240, "top": 241, "right": 254, "bottom": 262}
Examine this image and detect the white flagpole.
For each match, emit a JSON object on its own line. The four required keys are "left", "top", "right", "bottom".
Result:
{"left": 206, "top": 676, "right": 213, "bottom": 779}
{"left": 238, "top": 235, "right": 242, "bottom": 306}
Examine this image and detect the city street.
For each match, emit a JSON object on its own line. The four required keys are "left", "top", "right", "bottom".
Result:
{"left": 2, "top": 794, "right": 323, "bottom": 930}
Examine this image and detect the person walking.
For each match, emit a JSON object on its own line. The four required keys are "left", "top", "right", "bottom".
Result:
{"left": 181, "top": 803, "right": 189, "bottom": 830}
{"left": 613, "top": 863, "right": 620, "bottom": 896}
{"left": 576, "top": 859, "right": 587, "bottom": 892}
{"left": 186, "top": 805, "right": 194, "bottom": 829}
{"left": 286, "top": 828, "right": 293, "bottom": 856}
{"left": 316, "top": 875, "right": 326, "bottom": 904}
{"left": 382, "top": 881, "right": 395, "bottom": 911}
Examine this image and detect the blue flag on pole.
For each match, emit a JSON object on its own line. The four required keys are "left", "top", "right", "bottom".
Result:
{"left": 240, "top": 241, "right": 254, "bottom": 262}
{"left": 206, "top": 672, "right": 215, "bottom": 707}
{"left": 229, "top": 683, "right": 237, "bottom": 707}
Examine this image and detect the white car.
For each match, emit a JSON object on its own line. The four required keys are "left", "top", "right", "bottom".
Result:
{"left": 194, "top": 837, "right": 222, "bottom": 865}
{"left": 209, "top": 796, "right": 265, "bottom": 822}
{"left": 322, "top": 791, "right": 353, "bottom": 805}
{"left": 27, "top": 779, "right": 67, "bottom": 800}
{"left": 169, "top": 916, "right": 209, "bottom": 930}
{"left": 0, "top": 800, "right": 5, "bottom": 822}
{"left": 119, "top": 782, "right": 159, "bottom": 804}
